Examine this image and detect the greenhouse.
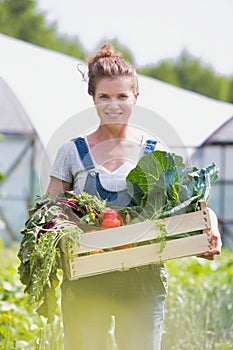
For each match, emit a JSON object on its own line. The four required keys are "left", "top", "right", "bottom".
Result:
{"left": 0, "top": 33, "right": 233, "bottom": 246}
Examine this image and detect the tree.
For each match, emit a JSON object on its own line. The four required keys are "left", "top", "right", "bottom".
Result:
{"left": 139, "top": 60, "right": 179, "bottom": 86}
{"left": 227, "top": 78, "right": 233, "bottom": 103}
{"left": 0, "top": 0, "right": 86, "bottom": 59}
{"left": 138, "top": 50, "right": 232, "bottom": 103}
{"left": 175, "top": 51, "right": 230, "bottom": 101}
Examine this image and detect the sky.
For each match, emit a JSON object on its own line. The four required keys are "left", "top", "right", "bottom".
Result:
{"left": 37, "top": 0, "right": 233, "bottom": 76}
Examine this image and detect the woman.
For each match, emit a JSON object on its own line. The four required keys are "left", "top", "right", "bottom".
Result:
{"left": 47, "top": 44, "right": 221, "bottom": 350}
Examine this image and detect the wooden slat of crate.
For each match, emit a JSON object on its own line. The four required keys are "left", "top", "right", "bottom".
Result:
{"left": 65, "top": 233, "right": 211, "bottom": 280}
{"left": 68, "top": 208, "right": 211, "bottom": 254}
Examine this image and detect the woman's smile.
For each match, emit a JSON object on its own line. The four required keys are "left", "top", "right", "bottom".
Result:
{"left": 106, "top": 112, "right": 123, "bottom": 118}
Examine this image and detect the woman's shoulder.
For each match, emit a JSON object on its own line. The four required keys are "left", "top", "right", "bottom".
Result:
{"left": 59, "top": 137, "right": 88, "bottom": 151}
{"left": 56, "top": 140, "right": 76, "bottom": 154}
{"left": 51, "top": 138, "right": 86, "bottom": 172}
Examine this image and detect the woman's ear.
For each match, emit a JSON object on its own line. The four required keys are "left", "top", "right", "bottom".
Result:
{"left": 134, "top": 92, "right": 139, "bottom": 103}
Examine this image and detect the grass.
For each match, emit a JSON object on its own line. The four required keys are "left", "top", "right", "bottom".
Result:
{"left": 0, "top": 241, "right": 232, "bottom": 349}
{"left": 162, "top": 252, "right": 233, "bottom": 350}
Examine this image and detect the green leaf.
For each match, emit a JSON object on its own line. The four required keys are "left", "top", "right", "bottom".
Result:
{"left": 36, "top": 285, "right": 57, "bottom": 323}
{"left": 126, "top": 151, "right": 184, "bottom": 195}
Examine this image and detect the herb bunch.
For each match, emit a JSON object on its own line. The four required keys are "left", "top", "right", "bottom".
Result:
{"left": 17, "top": 191, "right": 106, "bottom": 322}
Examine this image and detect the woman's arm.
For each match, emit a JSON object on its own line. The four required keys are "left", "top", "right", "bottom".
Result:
{"left": 46, "top": 176, "right": 72, "bottom": 195}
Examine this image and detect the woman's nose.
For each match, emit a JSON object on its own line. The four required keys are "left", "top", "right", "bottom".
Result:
{"left": 107, "top": 99, "right": 120, "bottom": 109}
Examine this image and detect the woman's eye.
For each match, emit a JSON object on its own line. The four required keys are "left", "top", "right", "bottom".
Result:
{"left": 99, "top": 94, "right": 108, "bottom": 99}
{"left": 119, "top": 94, "right": 128, "bottom": 99}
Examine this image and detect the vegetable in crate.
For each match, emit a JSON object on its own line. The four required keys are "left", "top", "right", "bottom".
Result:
{"left": 17, "top": 191, "right": 106, "bottom": 322}
{"left": 126, "top": 150, "right": 219, "bottom": 220}
{"left": 101, "top": 208, "right": 123, "bottom": 228}
{"left": 101, "top": 208, "right": 132, "bottom": 249}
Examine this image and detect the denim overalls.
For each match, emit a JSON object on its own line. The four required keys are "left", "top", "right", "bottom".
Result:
{"left": 61, "top": 137, "right": 167, "bottom": 350}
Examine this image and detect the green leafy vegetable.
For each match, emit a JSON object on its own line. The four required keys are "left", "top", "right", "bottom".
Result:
{"left": 126, "top": 150, "right": 219, "bottom": 219}
{"left": 124, "top": 150, "right": 219, "bottom": 252}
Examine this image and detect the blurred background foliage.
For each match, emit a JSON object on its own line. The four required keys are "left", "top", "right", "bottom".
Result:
{"left": 0, "top": 241, "right": 232, "bottom": 349}
{"left": 0, "top": 0, "right": 86, "bottom": 60}
{"left": 0, "top": 0, "right": 233, "bottom": 103}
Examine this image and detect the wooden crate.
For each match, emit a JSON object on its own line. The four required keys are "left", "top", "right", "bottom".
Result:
{"left": 60, "top": 201, "right": 214, "bottom": 280}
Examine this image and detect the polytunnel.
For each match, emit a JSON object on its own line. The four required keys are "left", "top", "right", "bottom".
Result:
{"left": 0, "top": 76, "right": 44, "bottom": 245}
{"left": 191, "top": 116, "right": 233, "bottom": 247}
{"left": 0, "top": 33, "right": 233, "bottom": 246}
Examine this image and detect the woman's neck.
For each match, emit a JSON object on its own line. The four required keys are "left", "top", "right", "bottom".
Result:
{"left": 88, "top": 124, "right": 143, "bottom": 147}
{"left": 96, "top": 123, "right": 129, "bottom": 140}
{"left": 86, "top": 124, "right": 143, "bottom": 173}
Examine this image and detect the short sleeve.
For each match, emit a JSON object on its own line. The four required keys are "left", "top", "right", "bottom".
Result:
{"left": 50, "top": 142, "right": 74, "bottom": 183}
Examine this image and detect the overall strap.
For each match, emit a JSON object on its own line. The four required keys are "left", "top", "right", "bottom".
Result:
{"left": 72, "top": 137, "right": 95, "bottom": 170}
{"left": 143, "top": 139, "right": 157, "bottom": 155}
{"left": 71, "top": 136, "right": 130, "bottom": 206}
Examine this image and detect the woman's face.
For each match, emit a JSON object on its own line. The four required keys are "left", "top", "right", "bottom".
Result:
{"left": 93, "top": 77, "right": 138, "bottom": 125}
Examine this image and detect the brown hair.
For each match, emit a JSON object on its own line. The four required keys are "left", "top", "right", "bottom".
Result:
{"left": 86, "top": 43, "right": 139, "bottom": 96}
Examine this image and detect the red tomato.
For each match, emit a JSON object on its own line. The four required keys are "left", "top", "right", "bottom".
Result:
{"left": 101, "top": 209, "right": 132, "bottom": 249}
{"left": 101, "top": 209, "right": 122, "bottom": 229}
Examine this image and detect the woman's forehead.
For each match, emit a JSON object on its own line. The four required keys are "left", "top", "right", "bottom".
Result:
{"left": 95, "top": 77, "right": 134, "bottom": 92}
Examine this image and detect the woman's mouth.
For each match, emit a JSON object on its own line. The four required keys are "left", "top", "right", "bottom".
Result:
{"left": 105, "top": 112, "right": 123, "bottom": 119}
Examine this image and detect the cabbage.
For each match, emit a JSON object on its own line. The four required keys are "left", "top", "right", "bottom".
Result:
{"left": 126, "top": 151, "right": 219, "bottom": 219}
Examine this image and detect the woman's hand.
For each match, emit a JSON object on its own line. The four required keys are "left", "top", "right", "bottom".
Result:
{"left": 200, "top": 228, "right": 222, "bottom": 260}
{"left": 198, "top": 208, "right": 222, "bottom": 260}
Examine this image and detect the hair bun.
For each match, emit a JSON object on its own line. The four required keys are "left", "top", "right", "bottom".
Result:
{"left": 98, "top": 44, "right": 122, "bottom": 59}
{"left": 88, "top": 44, "right": 122, "bottom": 67}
